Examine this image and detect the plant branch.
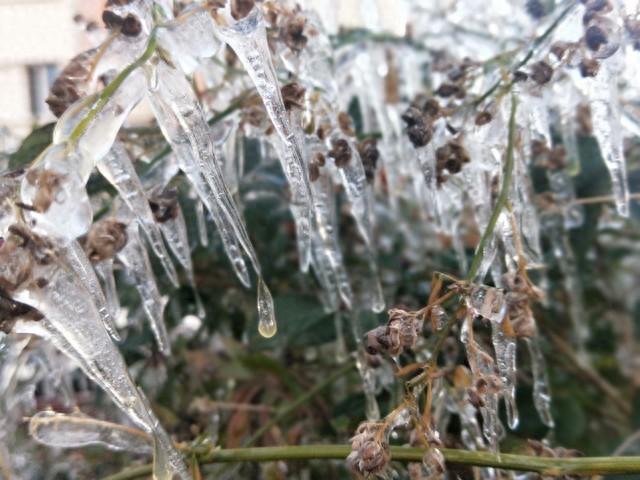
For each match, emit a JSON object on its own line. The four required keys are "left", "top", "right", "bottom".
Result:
{"left": 68, "top": 30, "right": 158, "bottom": 143}
{"left": 466, "top": 94, "right": 518, "bottom": 281}
{"left": 102, "top": 445, "right": 640, "bottom": 480}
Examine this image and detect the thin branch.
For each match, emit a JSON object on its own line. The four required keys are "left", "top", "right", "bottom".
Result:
{"left": 68, "top": 30, "right": 158, "bottom": 143}
{"left": 466, "top": 94, "right": 518, "bottom": 281}
{"left": 572, "top": 192, "right": 640, "bottom": 206}
{"left": 102, "top": 445, "right": 640, "bottom": 480}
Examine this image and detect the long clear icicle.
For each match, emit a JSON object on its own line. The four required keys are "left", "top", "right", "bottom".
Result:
{"left": 526, "top": 336, "right": 554, "bottom": 428}
{"left": 94, "top": 259, "right": 121, "bottom": 324}
{"left": 29, "top": 409, "right": 152, "bottom": 454}
{"left": 582, "top": 58, "right": 629, "bottom": 216}
{"left": 157, "top": 200, "right": 206, "bottom": 318}
{"left": 10, "top": 254, "right": 187, "bottom": 478}
{"left": 214, "top": 6, "right": 315, "bottom": 269}
{"left": 60, "top": 240, "right": 120, "bottom": 341}
{"left": 117, "top": 217, "right": 171, "bottom": 355}
{"left": 98, "top": 141, "right": 179, "bottom": 287}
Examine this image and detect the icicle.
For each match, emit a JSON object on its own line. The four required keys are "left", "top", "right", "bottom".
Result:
{"left": 6, "top": 238, "right": 187, "bottom": 478}
{"left": 195, "top": 199, "right": 209, "bottom": 247}
{"left": 525, "top": 336, "right": 554, "bottom": 428}
{"left": 156, "top": 200, "right": 205, "bottom": 318}
{"left": 29, "top": 409, "right": 151, "bottom": 454}
{"left": 117, "top": 218, "right": 171, "bottom": 355}
{"left": 145, "top": 61, "right": 259, "bottom": 289}
{"left": 213, "top": 6, "right": 314, "bottom": 266}
{"left": 98, "top": 142, "right": 179, "bottom": 287}
{"left": 257, "top": 277, "right": 277, "bottom": 338}
{"left": 60, "top": 240, "right": 120, "bottom": 341}
{"left": 582, "top": 57, "right": 629, "bottom": 216}
{"left": 491, "top": 323, "right": 519, "bottom": 429}
{"left": 308, "top": 151, "right": 353, "bottom": 310}
{"left": 94, "top": 259, "right": 121, "bottom": 325}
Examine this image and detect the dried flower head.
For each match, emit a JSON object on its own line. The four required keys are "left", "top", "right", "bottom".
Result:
{"left": 329, "top": 138, "right": 352, "bottom": 167}
{"left": 281, "top": 82, "right": 305, "bottom": 111}
{"left": 46, "top": 49, "right": 96, "bottom": 117}
{"left": 347, "top": 422, "right": 390, "bottom": 477}
{"left": 83, "top": 218, "right": 128, "bottom": 263}
{"left": 281, "top": 13, "right": 308, "bottom": 52}
{"left": 357, "top": 137, "right": 380, "bottom": 184}
{"left": 530, "top": 60, "right": 553, "bottom": 85}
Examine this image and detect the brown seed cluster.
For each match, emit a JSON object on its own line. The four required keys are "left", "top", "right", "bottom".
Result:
{"left": 401, "top": 96, "right": 442, "bottom": 148}
{"left": 280, "top": 13, "right": 308, "bottom": 52}
{"left": 45, "top": 50, "right": 95, "bottom": 117}
{"left": 281, "top": 82, "right": 305, "bottom": 111}
{"left": 530, "top": 61, "right": 553, "bottom": 85}
{"left": 83, "top": 218, "right": 128, "bottom": 263}
{"left": 503, "top": 272, "right": 542, "bottom": 338}
{"left": 357, "top": 137, "right": 380, "bottom": 184}
{"left": 308, "top": 152, "right": 325, "bottom": 182}
{"left": 346, "top": 422, "right": 390, "bottom": 477}
{"left": 101, "top": 8, "right": 142, "bottom": 37}
{"left": 435, "top": 138, "right": 470, "bottom": 185}
{"left": 149, "top": 188, "right": 180, "bottom": 223}
{"left": 25, "top": 169, "right": 64, "bottom": 213}
{"left": 365, "top": 308, "right": 422, "bottom": 357}
{"left": 328, "top": 138, "right": 352, "bottom": 168}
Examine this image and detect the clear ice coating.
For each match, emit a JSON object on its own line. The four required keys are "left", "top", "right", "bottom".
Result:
{"left": 29, "top": 409, "right": 152, "bottom": 454}
{"left": 117, "top": 211, "right": 171, "bottom": 355}
{"left": 98, "top": 141, "right": 179, "bottom": 287}
{"left": 579, "top": 55, "right": 629, "bottom": 217}
{"left": 526, "top": 336, "right": 555, "bottom": 428}
{"left": 7, "top": 234, "right": 187, "bottom": 478}
{"left": 213, "top": 5, "right": 315, "bottom": 267}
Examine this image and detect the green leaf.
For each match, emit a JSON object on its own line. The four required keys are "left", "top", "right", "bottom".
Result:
{"left": 8, "top": 122, "right": 54, "bottom": 169}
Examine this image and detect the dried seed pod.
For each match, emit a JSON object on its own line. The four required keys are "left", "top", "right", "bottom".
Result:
{"left": 121, "top": 14, "right": 142, "bottom": 37}
{"left": 365, "top": 326, "right": 390, "bottom": 355}
{"left": 337, "top": 112, "right": 355, "bottom": 137}
{"left": 435, "top": 82, "right": 463, "bottom": 98}
{"left": 406, "top": 123, "right": 433, "bottom": 148}
{"left": 25, "top": 169, "right": 64, "bottom": 213}
{"left": 230, "top": 0, "right": 255, "bottom": 20}
{"left": 149, "top": 188, "right": 179, "bottom": 223}
{"left": 357, "top": 137, "right": 380, "bottom": 183}
{"left": 579, "top": 57, "right": 600, "bottom": 77}
{"left": 347, "top": 422, "right": 391, "bottom": 477}
{"left": 102, "top": 9, "right": 124, "bottom": 29}
{"left": 83, "top": 218, "right": 128, "bottom": 263}
{"left": 281, "top": 82, "right": 305, "bottom": 111}
{"left": 328, "top": 139, "right": 352, "bottom": 167}
{"left": 0, "top": 290, "right": 43, "bottom": 333}
{"left": 530, "top": 61, "right": 553, "bottom": 85}
{"left": 281, "top": 13, "right": 307, "bottom": 52}
{"left": 45, "top": 49, "right": 96, "bottom": 117}
{"left": 474, "top": 110, "right": 492, "bottom": 126}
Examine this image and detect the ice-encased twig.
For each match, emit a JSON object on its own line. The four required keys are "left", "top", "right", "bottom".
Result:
{"left": 214, "top": 6, "right": 314, "bottom": 267}
{"left": 29, "top": 409, "right": 152, "bottom": 454}
{"left": 145, "top": 62, "right": 258, "bottom": 287}
{"left": 10, "top": 253, "right": 187, "bottom": 478}
{"left": 98, "top": 141, "right": 179, "bottom": 287}
{"left": 60, "top": 240, "right": 120, "bottom": 341}
{"left": 117, "top": 217, "right": 171, "bottom": 355}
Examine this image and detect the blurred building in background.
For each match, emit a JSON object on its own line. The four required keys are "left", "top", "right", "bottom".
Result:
{"left": 0, "top": 0, "right": 102, "bottom": 139}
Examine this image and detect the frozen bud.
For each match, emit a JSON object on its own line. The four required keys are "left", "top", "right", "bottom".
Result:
{"left": 281, "top": 13, "right": 307, "bottom": 52}
{"left": 46, "top": 49, "right": 95, "bottom": 117}
{"left": 102, "top": 10, "right": 124, "bottom": 29}
{"left": 0, "top": 291, "right": 43, "bottom": 333}
{"left": 0, "top": 232, "right": 35, "bottom": 293}
{"left": 121, "top": 14, "right": 142, "bottom": 37}
{"left": 149, "top": 188, "right": 179, "bottom": 223}
{"left": 435, "top": 82, "right": 464, "bottom": 98}
{"left": 231, "top": 0, "right": 255, "bottom": 20}
{"left": 510, "top": 312, "right": 537, "bottom": 338}
{"left": 579, "top": 57, "right": 600, "bottom": 77}
{"left": 503, "top": 272, "right": 528, "bottom": 293}
{"left": 281, "top": 83, "right": 305, "bottom": 111}
{"left": 530, "top": 61, "right": 553, "bottom": 85}
{"left": 328, "top": 139, "right": 352, "bottom": 167}
{"left": 466, "top": 285, "right": 506, "bottom": 322}
{"left": 357, "top": 138, "right": 380, "bottom": 184}
{"left": 337, "top": 112, "right": 355, "bottom": 137}
{"left": 550, "top": 41, "right": 571, "bottom": 60}
{"left": 347, "top": 422, "right": 390, "bottom": 477}
{"left": 430, "top": 304, "right": 447, "bottom": 330}
{"left": 474, "top": 111, "right": 492, "bottom": 126}
{"left": 476, "top": 374, "right": 502, "bottom": 395}
{"left": 365, "top": 326, "right": 391, "bottom": 355}
{"left": 83, "top": 218, "right": 128, "bottom": 263}
{"left": 25, "top": 169, "right": 63, "bottom": 213}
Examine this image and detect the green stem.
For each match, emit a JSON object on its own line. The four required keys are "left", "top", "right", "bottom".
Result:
{"left": 68, "top": 30, "right": 158, "bottom": 143}
{"left": 102, "top": 445, "right": 640, "bottom": 480}
{"left": 466, "top": 94, "right": 518, "bottom": 281}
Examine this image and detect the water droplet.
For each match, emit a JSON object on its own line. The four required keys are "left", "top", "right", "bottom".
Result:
{"left": 257, "top": 277, "right": 277, "bottom": 338}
